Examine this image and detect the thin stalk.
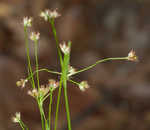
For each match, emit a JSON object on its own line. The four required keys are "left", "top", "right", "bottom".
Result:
{"left": 37, "top": 100, "right": 45, "bottom": 130}
{"left": 19, "top": 121, "right": 25, "bottom": 130}
{"left": 48, "top": 92, "right": 53, "bottom": 129}
{"left": 24, "top": 27, "right": 35, "bottom": 88}
{"left": 49, "top": 19, "right": 63, "bottom": 67}
{"left": 54, "top": 77, "right": 63, "bottom": 130}
{"left": 26, "top": 68, "right": 61, "bottom": 81}
{"left": 69, "top": 57, "right": 128, "bottom": 76}
{"left": 20, "top": 120, "right": 29, "bottom": 130}
{"left": 40, "top": 109, "right": 45, "bottom": 130}
{"left": 49, "top": 18, "right": 64, "bottom": 130}
{"left": 63, "top": 79, "right": 71, "bottom": 130}
{"left": 62, "top": 42, "right": 72, "bottom": 130}
{"left": 45, "top": 120, "right": 50, "bottom": 130}
{"left": 68, "top": 79, "right": 79, "bottom": 86}
{"left": 42, "top": 93, "right": 51, "bottom": 102}
{"left": 34, "top": 40, "right": 40, "bottom": 89}
{"left": 44, "top": 119, "right": 48, "bottom": 130}
{"left": 38, "top": 99, "right": 47, "bottom": 130}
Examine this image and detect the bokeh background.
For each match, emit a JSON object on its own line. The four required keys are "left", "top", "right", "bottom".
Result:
{"left": 1, "top": 0, "right": 150, "bottom": 130}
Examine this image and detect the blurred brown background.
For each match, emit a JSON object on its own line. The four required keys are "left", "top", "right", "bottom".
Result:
{"left": 1, "top": 0, "right": 150, "bottom": 130}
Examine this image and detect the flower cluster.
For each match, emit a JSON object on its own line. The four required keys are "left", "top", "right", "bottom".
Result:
{"left": 59, "top": 41, "right": 71, "bottom": 54}
{"left": 79, "top": 81, "right": 90, "bottom": 91}
{"left": 28, "top": 85, "right": 49, "bottom": 99}
{"left": 127, "top": 49, "right": 138, "bottom": 62}
{"left": 48, "top": 79, "right": 59, "bottom": 92}
{"left": 40, "top": 9, "right": 61, "bottom": 21}
{"left": 68, "top": 65, "right": 76, "bottom": 76}
{"left": 12, "top": 112, "right": 21, "bottom": 123}
{"left": 30, "top": 32, "right": 40, "bottom": 42}
{"left": 13, "top": 7, "right": 140, "bottom": 130}
{"left": 16, "top": 79, "right": 28, "bottom": 88}
{"left": 28, "top": 79, "right": 59, "bottom": 99}
{"left": 23, "top": 17, "right": 32, "bottom": 27}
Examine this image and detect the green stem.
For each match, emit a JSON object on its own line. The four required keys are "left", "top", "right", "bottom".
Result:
{"left": 37, "top": 100, "right": 45, "bottom": 130}
{"left": 62, "top": 42, "right": 72, "bottom": 130}
{"left": 63, "top": 79, "right": 71, "bottom": 130}
{"left": 40, "top": 110, "right": 45, "bottom": 130}
{"left": 69, "top": 57, "right": 128, "bottom": 76}
{"left": 34, "top": 40, "right": 40, "bottom": 89}
{"left": 19, "top": 120, "right": 29, "bottom": 130}
{"left": 54, "top": 77, "right": 63, "bottom": 130}
{"left": 19, "top": 121, "right": 25, "bottom": 130}
{"left": 24, "top": 27, "right": 35, "bottom": 88}
{"left": 26, "top": 68, "right": 61, "bottom": 81}
{"left": 42, "top": 93, "right": 50, "bottom": 102}
{"left": 48, "top": 92, "right": 53, "bottom": 130}
{"left": 49, "top": 19, "right": 63, "bottom": 67}
{"left": 68, "top": 79, "right": 79, "bottom": 86}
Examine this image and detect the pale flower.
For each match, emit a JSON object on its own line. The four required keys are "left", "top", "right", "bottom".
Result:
{"left": 16, "top": 79, "right": 28, "bottom": 88}
{"left": 48, "top": 79, "right": 59, "bottom": 91}
{"left": 127, "top": 49, "right": 138, "bottom": 62}
{"left": 23, "top": 17, "right": 32, "bottom": 27}
{"left": 39, "top": 85, "right": 49, "bottom": 96}
{"left": 30, "top": 32, "right": 40, "bottom": 41}
{"left": 12, "top": 112, "right": 21, "bottom": 123}
{"left": 79, "top": 81, "right": 90, "bottom": 91}
{"left": 59, "top": 41, "right": 70, "bottom": 54}
{"left": 49, "top": 9, "right": 61, "bottom": 19}
{"left": 40, "top": 10, "right": 49, "bottom": 21}
{"left": 28, "top": 85, "right": 49, "bottom": 98}
{"left": 68, "top": 65, "right": 76, "bottom": 76}
{"left": 40, "top": 9, "right": 61, "bottom": 21}
{"left": 28, "top": 88, "right": 38, "bottom": 98}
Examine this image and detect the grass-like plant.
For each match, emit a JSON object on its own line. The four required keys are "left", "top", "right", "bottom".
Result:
{"left": 12, "top": 9, "right": 138, "bottom": 130}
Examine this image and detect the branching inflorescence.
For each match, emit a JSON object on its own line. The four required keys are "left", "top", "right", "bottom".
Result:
{"left": 12, "top": 9, "right": 138, "bottom": 130}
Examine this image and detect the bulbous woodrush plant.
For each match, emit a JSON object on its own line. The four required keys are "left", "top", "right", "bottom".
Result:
{"left": 12, "top": 9, "right": 138, "bottom": 130}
